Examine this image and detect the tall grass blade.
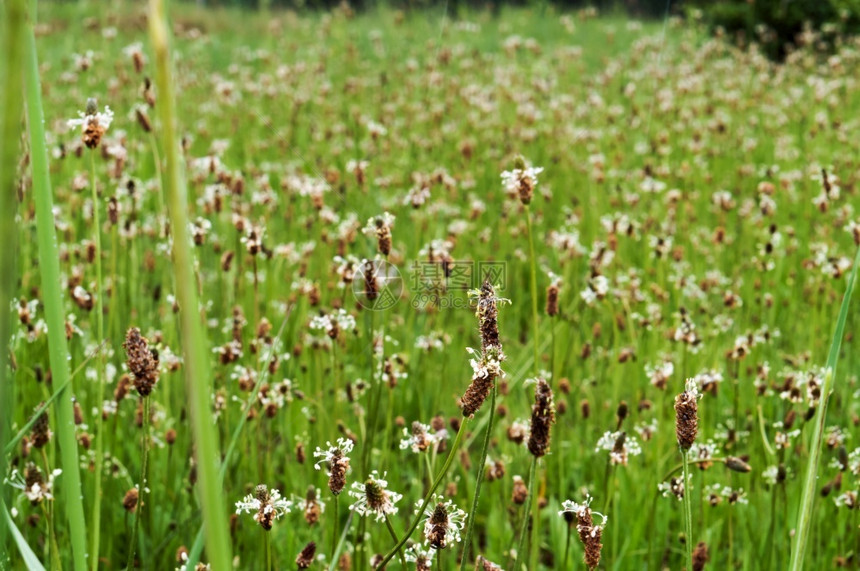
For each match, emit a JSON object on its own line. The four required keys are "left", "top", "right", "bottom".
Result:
{"left": 2, "top": 500, "right": 46, "bottom": 571}
{"left": 23, "top": 2, "right": 89, "bottom": 568}
{"left": 789, "top": 244, "right": 860, "bottom": 570}
{"left": 0, "top": 0, "right": 27, "bottom": 559}
{"left": 148, "top": 0, "right": 233, "bottom": 568}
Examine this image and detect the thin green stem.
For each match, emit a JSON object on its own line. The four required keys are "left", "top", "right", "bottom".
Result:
{"left": 89, "top": 150, "right": 107, "bottom": 571}
{"left": 24, "top": 4, "right": 89, "bottom": 568}
{"left": 148, "top": 1, "right": 233, "bottom": 568}
{"left": 377, "top": 419, "right": 468, "bottom": 569}
{"left": 126, "top": 397, "right": 151, "bottom": 570}
{"left": 383, "top": 515, "right": 407, "bottom": 569}
{"left": 264, "top": 531, "right": 271, "bottom": 571}
{"left": 514, "top": 456, "right": 538, "bottom": 570}
{"left": 562, "top": 524, "right": 572, "bottom": 571}
{"left": 682, "top": 451, "right": 693, "bottom": 571}
{"left": 330, "top": 495, "right": 339, "bottom": 564}
{"left": 529, "top": 463, "right": 541, "bottom": 571}
{"left": 460, "top": 385, "right": 496, "bottom": 570}
{"left": 526, "top": 208, "right": 540, "bottom": 375}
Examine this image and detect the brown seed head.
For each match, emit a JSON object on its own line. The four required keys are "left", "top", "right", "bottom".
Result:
{"left": 31, "top": 406, "right": 51, "bottom": 448}
{"left": 527, "top": 379, "right": 555, "bottom": 457}
{"left": 328, "top": 450, "right": 349, "bottom": 496}
{"left": 296, "top": 541, "right": 316, "bottom": 569}
{"left": 692, "top": 541, "right": 709, "bottom": 571}
{"left": 674, "top": 383, "right": 699, "bottom": 451}
{"left": 124, "top": 327, "right": 160, "bottom": 397}
{"left": 426, "top": 502, "right": 449, "bottom": 549}
{"left": 123, "top": 488, "right": 139, "bottom": 513}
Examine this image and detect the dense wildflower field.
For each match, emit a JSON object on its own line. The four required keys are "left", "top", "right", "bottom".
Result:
{"left": 3, "top": 1, "right": 860, "bottom": 570}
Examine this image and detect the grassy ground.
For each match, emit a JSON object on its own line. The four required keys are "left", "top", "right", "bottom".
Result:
{"left": 3, "top": 1, "right": 860, "bottom": 569}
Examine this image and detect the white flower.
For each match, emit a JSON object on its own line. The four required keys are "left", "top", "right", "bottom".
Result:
{"left": 67, "top": 104, "right": 114, "bottom": 131}
{"left": 559, "top": 495, "right": 607, "bottom": 536}
{"left": 595, "top": 431, "right": 642, "bottom": 466}
{"left": 7, "top": 466, "right": 62, "bottom": 504}
{"left": 417, "top": 496, "right": 468, "bottom": 549}
{"left": 348, "top": 470, "right": 402, "bottom": 521}
{"left": 835, "top": 491, "right": 857, "bottom": 509}
{"left": 404, "top": 545, "right": 433, "bottom": 567}
{"left": 313, "top": 437, "right": 355, "bottom": 471}
{"left": 399, "top": 422, "right": 447, "bottom": 453}
{"left": 501, "top": 166, "right": 543, "bottom": 195}
{"left": 235, "top": 485, "right": 292, "bottom": 529}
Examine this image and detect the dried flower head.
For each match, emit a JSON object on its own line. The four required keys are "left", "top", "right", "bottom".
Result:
{"left": 674, "top": 378, "right": 700, "bottom": 451}
{"left": 124, "top": 327, "right": 160, "bottom": 397}
{"left": 527, "top": 379, "right": 555, "bottom": 457}
{"left": 298, "top": 486, "right": 325, "bottom": 526}
{"left": 123, "top": 487, "right": 140, "bottom": 513}
{"left": 30, "top": 405, "right": 52, "bottom": 448}
{"left": 295, "top": 541, "right": 316, "bottom": 569}
{"left": 460, "top": 282, "right": 508, "bottom": 417}
{"left": 692, "top": 541, "right": 709, "bottom": 571}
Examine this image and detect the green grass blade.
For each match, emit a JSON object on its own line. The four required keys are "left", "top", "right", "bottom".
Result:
{"left": 22, "top": 2, "right": 89, "bottom": 569}
{"left": 0, "top": 0, "right": 27, "bottom": 560}
{"left": 147, "top": 1, "right": 233, "bottom": 568}
{"left": 789, "top": 244, "right": 860, "bottom": 570}
{"left": 2, "top": 500, "right": 47, "bottom": 571}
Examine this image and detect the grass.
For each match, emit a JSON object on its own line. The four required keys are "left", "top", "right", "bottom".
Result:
{"left": 0, "top": 0, "right": 27, "bottom": 564}
{"left": 3, "top": 1, "right": 860, "bottom": 569}
{"left": 23, "top": 2, "right": 89, "bottom": 568}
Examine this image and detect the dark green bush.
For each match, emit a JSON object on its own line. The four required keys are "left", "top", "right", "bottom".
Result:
{"left": 689, "top": 0, "right": 860, "bottom": 59}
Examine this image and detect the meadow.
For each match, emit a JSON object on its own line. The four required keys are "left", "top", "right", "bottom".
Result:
{"left": 2, "top": 1, "right": 860, "bottom": 569}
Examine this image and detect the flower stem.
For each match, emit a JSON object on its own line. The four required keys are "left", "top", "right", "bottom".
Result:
{"left": 383, "top": 514, "right": 407, "bottom": 569}
{"left": 329, "top": 495, "right": 339, "bottom": 564}
{"left": 529, "top": 464, "right": 542, "bottom": 571}
{"left": 682, "top": 451, "right": 693, "bottom": 571}
{"left": 127, "top": 396, "right": 151, "bottom": 570}
{"left": 88, "top": 149, "right": 108, "bottom": 571}
{"left": 377, "top": 419, "right": 468, "bottom": 569}
{"left": 526, "top": 208, "right": 540, "bottom": 374}
{"left": 459, "top": 385, "right": 496, "bottom": 571}
{"left": 562, "top": 524, "right": 572, "bottom": 571}
{"left": 514, "top": 456, "right": 538, "bottom": 570}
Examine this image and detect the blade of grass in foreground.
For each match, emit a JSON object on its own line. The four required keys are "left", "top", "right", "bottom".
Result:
{"left": 0, "top": 0, "right": 27, "bottom": 561}
{"left": 148, "top": 0, "right": 233, "bottom": 568}
{"left": 789, "top": 244, "right": 860, "bottom": 570}
{"left": 23, "top": 1, "right": 89, "bottom": 569}
{"left": 2, "top": 500, "right": 46, "bottom": 571}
